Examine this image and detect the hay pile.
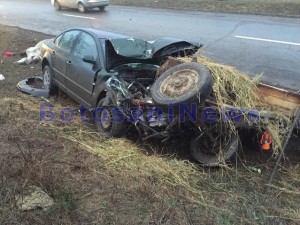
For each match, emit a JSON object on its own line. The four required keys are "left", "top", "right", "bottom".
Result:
{"left": 179, "top": 56, "right": 260, "bottom": 109}
{"left": 177, "top": 56, "right": 292, "bottom": 155}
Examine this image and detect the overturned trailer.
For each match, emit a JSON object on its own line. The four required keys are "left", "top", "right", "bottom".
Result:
{"left": 101, "top": 56, "right": 300, "bottom": 165}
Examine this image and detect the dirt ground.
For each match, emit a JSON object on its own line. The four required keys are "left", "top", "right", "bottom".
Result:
{"left": 0, "top": 25, "right": 300, "bottom": 225}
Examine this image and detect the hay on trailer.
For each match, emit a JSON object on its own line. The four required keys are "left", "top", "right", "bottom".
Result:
{"left": 177, "top": 56, "right": 292, "bottom": 155}
{"left": 178, "top": 56, "right": 260, "bottom": 109}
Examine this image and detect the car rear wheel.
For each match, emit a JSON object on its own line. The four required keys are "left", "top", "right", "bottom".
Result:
{"left": 54, "top": 0, "right": 61, "bottom": 11}
{"left": 98, "top": 6, "right": 105, "bottom": 11}
{"left": 78, "top": 3, "right": 86, "bottom": 13}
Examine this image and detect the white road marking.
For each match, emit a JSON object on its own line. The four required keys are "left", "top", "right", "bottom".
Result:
{"left": 235, "top": 35, "right": 300, "bottom": 46}
{"left": 62, "top": 14, "right": 95, "bottom": 20}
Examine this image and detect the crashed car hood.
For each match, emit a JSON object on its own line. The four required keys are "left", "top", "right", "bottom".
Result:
{"left": 106, "top": 38, "right": 202, "bottom": 70}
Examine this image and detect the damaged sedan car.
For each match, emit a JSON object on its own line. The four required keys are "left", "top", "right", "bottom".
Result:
{"left": 40, "top": 28, "right": 239, "bottom": 165}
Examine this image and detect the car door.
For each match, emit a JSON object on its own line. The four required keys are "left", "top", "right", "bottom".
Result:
{"left": 51, "top": 30, "right": 80, "bottom": 91}
{"left": 65, "top": 0, "right": 77, "bottom": 8}
{"left": 57, "top": 0, "right": 74, "bottom": 8}
{"left": 65, "top": 31, "right": 101, "bottom": 107}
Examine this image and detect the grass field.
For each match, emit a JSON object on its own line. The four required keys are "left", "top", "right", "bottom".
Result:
{"left": 111, "top": 0, "right": 300, "bottom": 17}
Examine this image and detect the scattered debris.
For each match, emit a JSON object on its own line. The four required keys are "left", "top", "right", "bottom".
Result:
{"left": 15, "top": 186, "right": 54, "bottom": 211}
{"left": 0, "top": 74, "right": 4, "bottom": 81}
{"left": 17, "top": 76, "right": 49, "bottom": 97}
{"left": 15, "top": 40, "right": 47, "bottom": 65}
{"left": 249, "top": 167, "right": 262, "bottom": 174}
{"left": 2, "top": 51, "right": 15, "bottom": 57}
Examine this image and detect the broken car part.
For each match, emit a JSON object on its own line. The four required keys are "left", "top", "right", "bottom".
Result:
{"left": 17, "top": 76, "right": 49, "bottom": 98}
{"left": 2, "top": 51, "right": 14, "bottom": 57}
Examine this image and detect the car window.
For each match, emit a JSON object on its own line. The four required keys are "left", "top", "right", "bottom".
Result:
{"left": 73, "top": 32, "right": 98, "bottom": 60}
{"left": 58, "top": 30, "right": 80, "bottom": 52}
{"left": 54, "top": 34, "right": 63, "bottom": 46}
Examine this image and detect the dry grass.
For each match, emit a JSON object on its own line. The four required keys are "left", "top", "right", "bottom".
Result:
{"left": 0, "top": 25, "right": 299, "bottom": 225}
{"left": 111, "top": 0, "right": 300, "bottom": 17}
{"left": 0, "top": 91, "right": 299, "bottom": 224}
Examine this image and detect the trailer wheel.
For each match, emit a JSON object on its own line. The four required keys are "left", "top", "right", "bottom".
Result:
{"left": 190, "top": 124, "right": 240, "bottom": 166}
{"left": 151, "top": 62, "right": 212, "bottom": 107}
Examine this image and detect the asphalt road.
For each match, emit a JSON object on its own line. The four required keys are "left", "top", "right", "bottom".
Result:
{"left": 1, "top": 0, "right": 300, "bottom": 91}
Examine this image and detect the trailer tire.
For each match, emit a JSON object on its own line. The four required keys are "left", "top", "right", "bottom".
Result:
{"left": 190, "top": 132, "right": 240, "bottom": 166}
{"left": 151, "top": 62, "right": 212, "bottom": 108}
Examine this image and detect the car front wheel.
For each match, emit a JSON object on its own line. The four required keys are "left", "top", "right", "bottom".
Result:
{"left": 94, "top": 99, "right": 125, "bottom": 137}
{"left": 43, "top": 65, "right": 57, "bottom": 97}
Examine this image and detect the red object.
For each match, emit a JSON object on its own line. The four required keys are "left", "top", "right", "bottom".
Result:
{"left": 260, "top": 132, "right": 272, "bottom": 151}
{"left": 2, "top": 51, "right": 15, "bottom": 57}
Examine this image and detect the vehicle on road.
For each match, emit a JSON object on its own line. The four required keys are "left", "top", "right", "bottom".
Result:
{"left": 51, "top": 0, "right": 109, "bottom": 13}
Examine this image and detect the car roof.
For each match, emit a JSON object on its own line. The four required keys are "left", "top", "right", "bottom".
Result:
{"left": 81, "top": 28, "right": 130, "bottom": 39}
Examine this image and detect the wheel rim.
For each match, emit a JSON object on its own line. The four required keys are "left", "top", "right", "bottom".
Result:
{"left": 78, "top": 4, "right": 85, "bottom": 12}
{"left": 43, "top": 68, "right": 50, "bottom": 89}
{"left": 100, "top": 109, "right": 112, "bottom": 130}
{"left": 160, "top": 69, "right": 199, "bottom": 98}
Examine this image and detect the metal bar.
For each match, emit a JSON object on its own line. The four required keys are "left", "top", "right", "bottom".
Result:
{"left": 267, "top": 106, "right": 300, "bottom": 192}
{"left": 142, "top": 132, "right": 168, "bottom": 141}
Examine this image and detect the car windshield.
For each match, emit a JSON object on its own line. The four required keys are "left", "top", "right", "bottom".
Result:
{"left": 108, "top": 38, "right": 154, "bottom": 59}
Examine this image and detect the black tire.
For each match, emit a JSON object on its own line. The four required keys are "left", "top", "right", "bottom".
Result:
{"left": 42, "top": 65, "right": 58, "bottom": 96}
{"left": 151, "top": 62, "right": 212, "bottom": 108}
{"left": 190, "top": 128, "right": 240, "bottom": 166}
{"left": 98, "top": 6, "right": 105, "bottom": 11}
{"left": 54, "top": 0, "right": 61, "bottom": 11}
{"left": 94, "top": 99, "right": 125, "bottom": 137}
{"left": 78, "top": 3, "right": 86, "bottom": 13}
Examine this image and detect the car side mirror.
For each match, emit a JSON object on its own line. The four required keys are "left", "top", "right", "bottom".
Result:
{"left": 83, "top": 55, "right": 96, "bottom": 65}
